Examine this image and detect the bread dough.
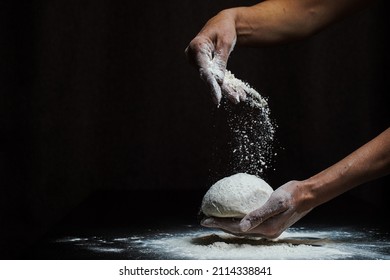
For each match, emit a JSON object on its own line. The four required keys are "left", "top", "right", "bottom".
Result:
{"left": 201, "top": 173, "right": 273, "bottom": 218}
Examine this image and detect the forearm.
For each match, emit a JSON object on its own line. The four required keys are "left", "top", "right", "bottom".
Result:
{"left": 303, "top": 128, "right": 390, "bottom": 208}
{"left": 225, "top": 0, "right": 372, "bottom": 46}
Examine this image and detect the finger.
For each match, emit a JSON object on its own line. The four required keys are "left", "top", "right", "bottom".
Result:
{"left": 201, "top": 217, "right": 279, "bottom": 238}
{"left": 185, "top": 37, "right": 213, "bottom": 67}
{"left": 186, "top": 37, "right": 238, "bottom": 106}
{"left": 201, "top": 217, "right": 242, "bottom": 233}
{"left": 210, "top": 54, "right": 227, "bottom": 85}
{"left": 221, "top": 84, "right": 247, "bottom": 104}
{"left": 186, "top": 39, "right": 223, "bottom": 105}
{"left": 237, "top": 87, "right": 247, "bottom": 102}
{"left": 199, "top": 68, "right": 222, "bottom": 105}
{"left": 240, "top": 200, "right": 288, "bottom": 232}
{"left": 221, "top": 83, "right": 240, "bottom": 104}
{"left": 200, "top": 217, "right": 216, "bottom": 228}
{"left": 243, "top": 211, "right": 291, "bottom": 239}
{"left": 184, "top": 45, "right": 191, "bottom": 62}
{"left": 213, "top": 36, "right": 236, "bottom": 76}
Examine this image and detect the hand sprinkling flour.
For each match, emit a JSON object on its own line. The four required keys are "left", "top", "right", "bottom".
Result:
{"left": 186, "top": 1, "right": 390, "bottom": 240}
{"left": 185, "top": 10, "right": 241, "bottom": 106}
{"left": 186, "top": 10, "right": 277, "bottom": 177}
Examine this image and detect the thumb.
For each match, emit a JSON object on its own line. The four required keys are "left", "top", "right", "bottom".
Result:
{"left": 239, "top": 201, "right": 288, "bottom": 232}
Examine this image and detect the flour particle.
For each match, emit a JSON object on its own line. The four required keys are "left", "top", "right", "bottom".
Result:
{"left": 211, "top": 70, "right": 276, "bottom": 178}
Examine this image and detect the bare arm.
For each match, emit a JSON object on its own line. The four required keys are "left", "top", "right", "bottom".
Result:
{"left": 304, "top": 127, "right": 390, "bottom": 208}
{"left": 234, "top": 0, "right": 372, "bottom": 46}
{"left": 187, "top": 0, "right": 386, "bottom": 238}
{"left": 186, "top": 0, "right": 374, "bottom": 104}
{"left": 202, "top": 128, "right": 390, "bottom": 238}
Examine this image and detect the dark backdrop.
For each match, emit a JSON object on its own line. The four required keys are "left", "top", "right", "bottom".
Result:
{"left": 1, "top": 0, "right": 389, "bottom": 258}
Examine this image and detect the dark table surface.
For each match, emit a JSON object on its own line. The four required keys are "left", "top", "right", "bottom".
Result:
{"left": 20, "top": 189, "right": 390, "bottom": 260}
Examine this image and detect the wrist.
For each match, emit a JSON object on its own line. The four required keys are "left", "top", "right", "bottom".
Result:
{"left": 302, "top": 171, "right": 340, "bottom": 209}
{"left": 227, "top": 7, "right": 252, "bottom": 45}
{"left": 298, "top": 178, "right": 321, "bottom": 211}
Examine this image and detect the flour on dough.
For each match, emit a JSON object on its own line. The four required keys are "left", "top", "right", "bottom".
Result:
{"left": 201, "top": 173, "right": 273, "bottom": 218}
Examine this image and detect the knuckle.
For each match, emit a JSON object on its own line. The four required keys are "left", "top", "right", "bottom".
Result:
{"left": 219, "top": 38, "right": 233, "bottom": 52}
{"left": 248, "top": 213, "right": 263, "bottom": 225}
{"left": 188, "top": 37, "right": 211, "bottom": 53}
{"left": 278, "top": 199, "right": 288, "bottom": 209}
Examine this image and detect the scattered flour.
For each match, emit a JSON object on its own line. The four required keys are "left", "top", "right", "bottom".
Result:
{"left": 223, "top": 70, "right": 269, "bottom": 109}
{"left": 54, "top": 227, "right": 390, "bottom": 259}
{"left": 212, "top": 70, "right": 276, "bottom": 178}
{"left": 144, "top": 229, "right": 350, "bottom": 260}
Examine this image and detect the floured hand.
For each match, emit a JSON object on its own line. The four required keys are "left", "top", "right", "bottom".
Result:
{"left": 202, "top": 181, "right": 313, "bottom": 239}
{"left": 185, "top": 10, "right": 247, "bottom": 106}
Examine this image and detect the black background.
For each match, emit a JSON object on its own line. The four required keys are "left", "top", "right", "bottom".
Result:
{"left": 1, "top": 0, "right": 389, "bottom": 259}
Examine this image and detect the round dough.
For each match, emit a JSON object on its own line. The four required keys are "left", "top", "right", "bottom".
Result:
{"left": 201, "top": 173, "right": 273, "bottom": 218}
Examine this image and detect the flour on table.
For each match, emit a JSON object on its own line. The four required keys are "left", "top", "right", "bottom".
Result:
{"left": 201, "top": 173, "right": 273, "bottom": 218}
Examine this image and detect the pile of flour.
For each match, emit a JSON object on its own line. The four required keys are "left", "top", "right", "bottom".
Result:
{"left": 212, "top": 70, "right": 276, "bottom": 177}
{"left": 143, "top": 229, "right": 350, "bottom": 260}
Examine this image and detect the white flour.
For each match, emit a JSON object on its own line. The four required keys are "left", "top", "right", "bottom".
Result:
{"left": 54, "top": 227, "right": 390, "bottom": 260}
{"left": 144, "top": 229, "right": 350, "bottom": 260}
{"left": 212, "top": 70, "right": 276, "bottom": 178}
{"left": 223, "top": 70, "right": 269, "bottom": 109}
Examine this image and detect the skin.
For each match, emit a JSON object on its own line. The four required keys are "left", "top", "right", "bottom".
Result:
{"left": 202, "top": 128, "right": 390, "bottom": 238}
{"left": 185, "top": 0, "right": 371, "bottom": 105}
{"left": 186, "top": 0, "right": 389, "bottom": 238}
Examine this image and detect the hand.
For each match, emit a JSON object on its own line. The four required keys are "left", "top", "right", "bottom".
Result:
{"left": 201, "top": 180, "right": 313, "bottom": 239}
{"left": 185, "top": 10, "right": 246, "bottom": 106}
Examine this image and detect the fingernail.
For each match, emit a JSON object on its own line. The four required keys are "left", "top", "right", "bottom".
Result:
{"left": 212, "top": 95, "right": 220, "bottom": 107}
{"left": 215, "top": 92, "right": 222, "bottom": 107}
{"left": 240, "top": 92, "right": 247, "bottom": 102}
{"left": 240, "top": 220, "right": 251, "bottom": 232}
{"left": 214, "top": 85, "right": 222, "bottom": 105}
{"left": 201, "top": 217, "right": 214, "bottom": 226}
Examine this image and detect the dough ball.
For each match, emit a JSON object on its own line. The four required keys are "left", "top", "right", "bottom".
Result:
{"left": 201, "top": 173, "right": 273, "bottom": 218}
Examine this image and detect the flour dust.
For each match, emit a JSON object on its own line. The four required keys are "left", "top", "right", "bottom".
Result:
{"left": 211, "top": 71, "right": 277, "bottom": 179}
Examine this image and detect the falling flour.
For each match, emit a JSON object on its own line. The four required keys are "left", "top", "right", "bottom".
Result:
{"left": 211, "top": 70, "right": 276, "bottom": 178}
{"left": 223, "top": 70, "right": 270, "bottom": 109}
